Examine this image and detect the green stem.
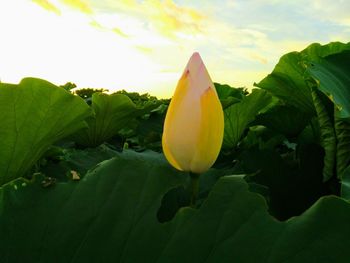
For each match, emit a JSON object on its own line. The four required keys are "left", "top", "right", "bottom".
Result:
{"left": 189, "top": 172, "right": 200, "bottom": 207}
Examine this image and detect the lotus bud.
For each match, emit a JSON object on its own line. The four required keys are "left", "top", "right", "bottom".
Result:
{"left": 162, "top": 52, "right": 224, "bottom": 174}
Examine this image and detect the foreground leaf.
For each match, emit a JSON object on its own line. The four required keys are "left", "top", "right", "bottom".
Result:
{"left": 1, "top": 151, "right": 350, "bottom": 262}
{"left": 0, "top": 78, "right": 91, "bottom": 185}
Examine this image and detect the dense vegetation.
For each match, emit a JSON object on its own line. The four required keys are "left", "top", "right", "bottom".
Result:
{"left": 1, "top": 41, "right": 350, "bottom": 262}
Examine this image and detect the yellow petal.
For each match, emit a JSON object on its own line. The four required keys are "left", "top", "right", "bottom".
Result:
{"left": 190, "top": 87, "right": 224, "bottom": 173}
{"left": 162, "top": 69, "right": 199, "bottom": 171}
{"left": 162, "top": 134, "right": 183, "bottom": 171}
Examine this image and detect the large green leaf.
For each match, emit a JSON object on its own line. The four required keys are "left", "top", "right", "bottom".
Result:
{"left": 334, "top": 115, "right": 350, "bottom": 178}
{"left": 39, "top": 144, "right": 119, "bottom": 180}
{"left": 73, "top": 93, "right": 159, "bottom": 147}
{"left": 1, "top": 151, "right": 350, "bottom": 262}
{"left": 214, "top": 83, "right": 245, "bottom": 109}
{"left": 311, "top": 88, "right": 336, "bottom": 182}
{"left": 255, "top": 42, "right": 350, "bottom": 114}
{"left": 307, "top": 50, "right": 350, "bottom": 118}
{"left": 307, "top": 50, "right": 350, "bottom": 179}
{"left": 239, "top": 144, "right": 327, "bottom": 220}
{"left": 0, "top": 78, "right": 91, "bottom": 185}
{"left": 223, "top": 89, "right": 272, "bottom": 148}
{"left": 240, "top": 126, "right": 286, "bottom": 151}
{"left": 129, "top": 104, "right": 168, "bottom": 151}
{"left": 341, "top": 165, "right": 350, "bottom": 200}
{"left": 254, "top": 105, "right": 311, "bottom": 138}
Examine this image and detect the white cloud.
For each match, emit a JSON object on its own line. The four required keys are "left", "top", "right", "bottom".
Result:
{"left": 309, "top": 0, "right": 350, "bottom": 27}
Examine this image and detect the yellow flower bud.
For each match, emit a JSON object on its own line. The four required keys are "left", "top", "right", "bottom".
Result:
{"left": 162, "top": 52, "right": 224, "bottom": 174}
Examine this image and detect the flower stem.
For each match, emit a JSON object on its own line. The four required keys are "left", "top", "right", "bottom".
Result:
{"left": 189, "top": 172, "right": 200, "bottom": 207}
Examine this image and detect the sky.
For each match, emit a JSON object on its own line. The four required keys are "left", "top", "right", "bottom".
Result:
{"left": 0, "top": 0, "right": 349, "bottom": 98}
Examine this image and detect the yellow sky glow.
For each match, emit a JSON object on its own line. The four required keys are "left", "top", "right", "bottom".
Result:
{"left": 0, "top": 0, "right": 349, "bottom": 98}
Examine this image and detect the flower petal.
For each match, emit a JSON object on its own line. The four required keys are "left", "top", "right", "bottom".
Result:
{"left": 162, "top": 70, "right": 199, "bottom": 171}
{"left": 190, "top": 87, "right": 224, "bottom": 173}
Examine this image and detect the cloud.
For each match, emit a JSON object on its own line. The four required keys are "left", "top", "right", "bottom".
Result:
{"left": 89, "top": 17, "right": 131, "bottom": 39}
{"left": 89, "top": 20, "right": 104, "bottom": 30}
{"left": 249, "top": 53, "right": 268, "bottom": 64}
{"left": 112, "top": 27, "right": 129, "bottom": 38}
{"left": 61, "top": 0, "right": 93, "bottom": 14}
{"left": 31, "top": 0, "right": 61, "bottom": 15}
{"left": 135, "top": 46, "right": 153, "bottom": 54}
{"left": 85, "top": 0, "right": 205, "bottom": 39}
{"left": 142, "top": 0, "right": 205, "bottom": 38}
{"left": 309, "top": 0, "right": 350, "bottom": 27}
